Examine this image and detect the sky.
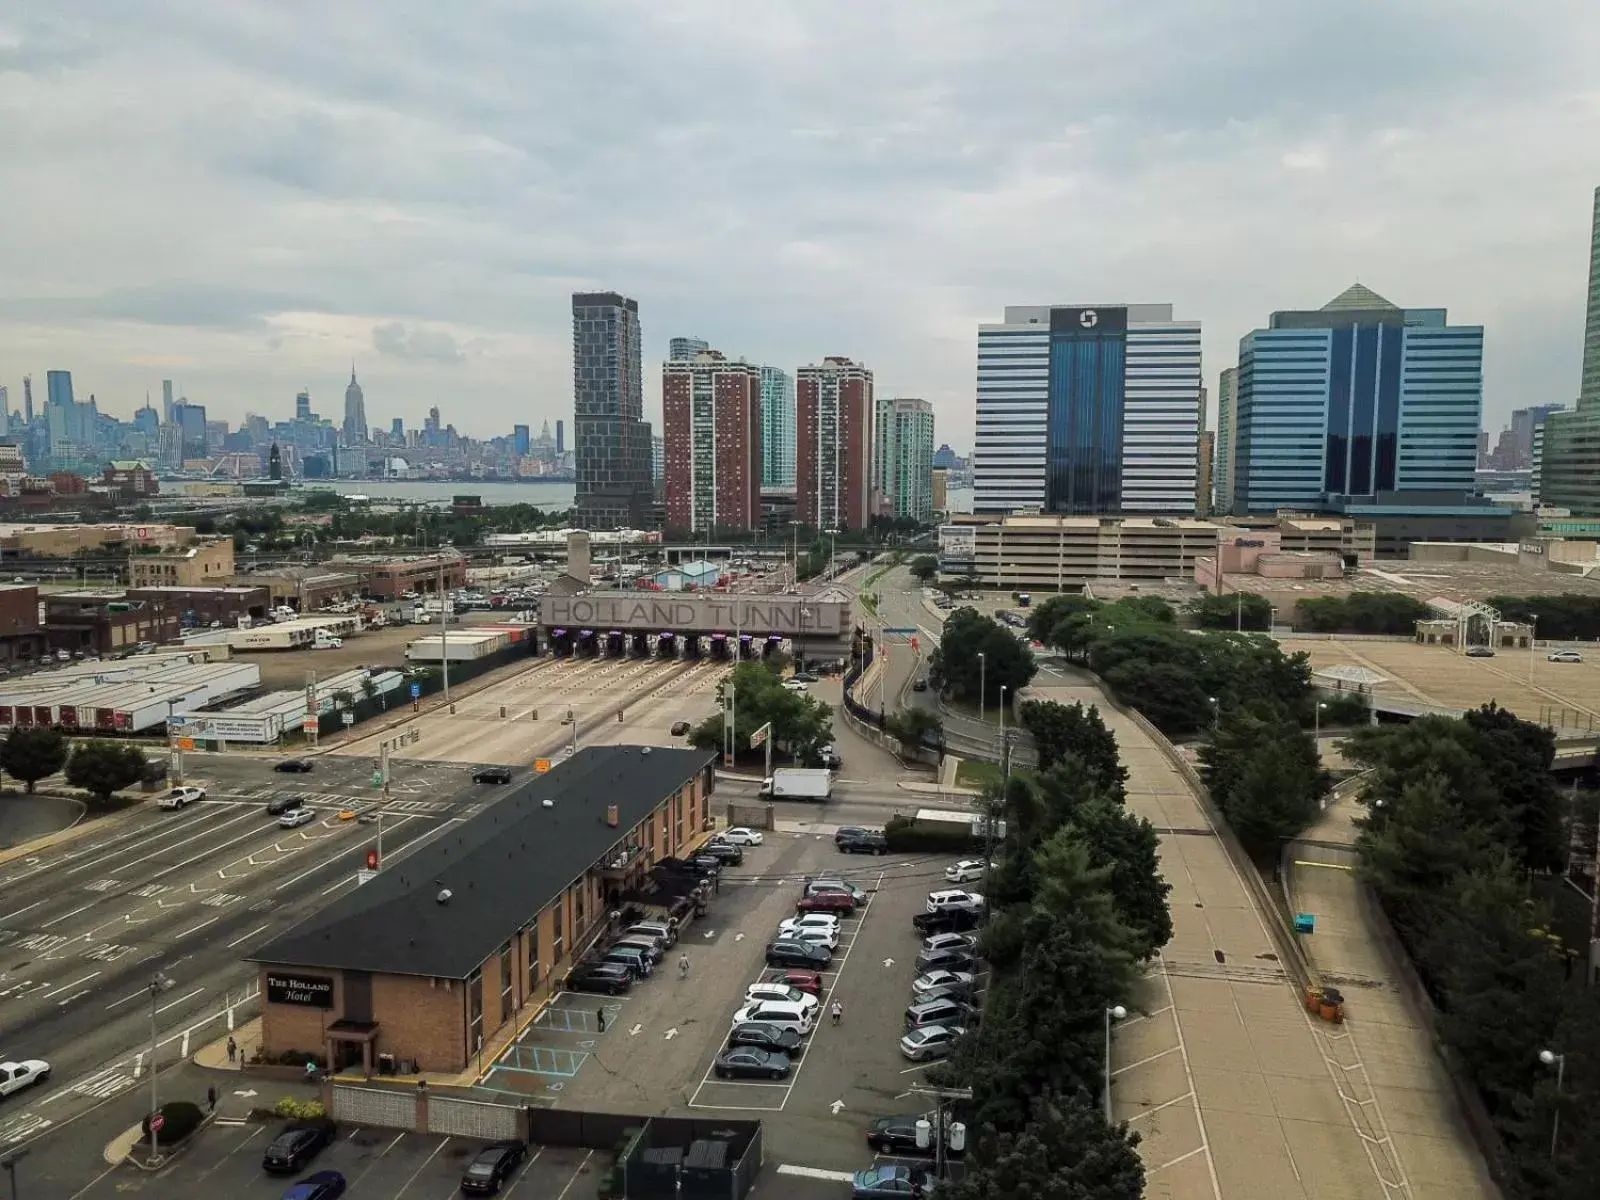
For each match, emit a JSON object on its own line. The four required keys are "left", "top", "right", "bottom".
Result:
{"left": 2, "top": 1, "right": 1599, "bottom": 452}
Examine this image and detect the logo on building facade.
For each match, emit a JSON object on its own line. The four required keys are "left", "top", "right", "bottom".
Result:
{"left": 1079, "top": 310, "right": 1098, "bottom": 327}
{"left": 267, "top": 972, "right": 335, "bottom": 1008}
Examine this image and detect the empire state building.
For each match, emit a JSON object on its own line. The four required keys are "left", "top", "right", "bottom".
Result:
{"left": 342, "top": 367, "right": 367, "bottom": 444}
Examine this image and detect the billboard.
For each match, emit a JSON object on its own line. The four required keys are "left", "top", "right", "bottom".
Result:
{"left": 266, "top": 972, "right": 334, "bottom": 1008}
{"left": 542, "top": 593, "right": 849, "bottom": 637}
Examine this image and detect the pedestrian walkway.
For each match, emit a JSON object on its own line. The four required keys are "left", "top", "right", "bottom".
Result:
{"left": 1031, "top": 675, "right": 1447, "bottom": 1200}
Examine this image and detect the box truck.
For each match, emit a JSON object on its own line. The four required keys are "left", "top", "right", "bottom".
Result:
{"left": 758, "top": 767, "right": 833, "bottom": 801}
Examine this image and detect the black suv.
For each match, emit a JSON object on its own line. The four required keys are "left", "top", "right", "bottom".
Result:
{"left": 473, "top": 766, "right": 513, "bottom": 784}
{"left": 765, "top": 939, "right": 831, "bottom": 969}
{"left": 460, "top": 1140, "right": 527, "bottom": 1194}
{"left": 274, "top": 758, "right": 314, "bottom": 773}
{"left": 702, "top": 841, "right": 744, "bottom": 866}
{"left": 728, "top": 1021, "right": 804, "bottom": 1053}
{"left": 837, "top": 829, "right": 887, "bottom": 856}
{"left": 265, "top": 795, "right": 304, "bottom": 816}
{"left": 261, "top": 1119, "right": 336, "bottom": 1173}
{"left": 912, "top": 908, "right": 981, "bottom": 936}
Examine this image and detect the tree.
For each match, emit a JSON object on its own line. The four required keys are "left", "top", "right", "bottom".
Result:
{"left": 1215, "top": 737, "right": 1321, "bottom": 855}
{"left": 0, "top": 727, "right": 69, "bottom": 793}
{"left": 689, "top": 661, "right": 833, "bottom": 765}
{"left": 1019, "top": 700, "right": 1127, "bottom": 797}
{"left": 931, "top": 608, "right": 1036, "bottom": 707}
{"left": 1188, "top": 591, "right": 1271, "bottom": 631}
{"left": 885, "top": 707, "right": 942, "bottom": 753}
{"left": 941, "top": 1092, "right": 1144, "bottom": 1200}
{"left": 65, "top": 741, "right": 148, "bottom": 806}
{"left": 908, "top": 554, "right": 939, "bottom": 583}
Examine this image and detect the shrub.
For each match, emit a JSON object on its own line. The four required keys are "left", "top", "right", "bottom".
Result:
{"left": 274, "top": 1097, "right": 327, "bottom": 1120}
{"left": 141, "top": 1100, "right": 205, "bottom": 1145}
{"left": 883, "top": 813, "right": 981, "bottom": 854}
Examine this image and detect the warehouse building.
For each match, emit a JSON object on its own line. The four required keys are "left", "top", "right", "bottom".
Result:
{"left": 248, "top": 745, "right": 718, "bottom": 1076}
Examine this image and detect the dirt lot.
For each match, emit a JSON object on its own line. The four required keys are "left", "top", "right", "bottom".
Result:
{"left": 248, "top": 614, "right": 508, "bottom": 690}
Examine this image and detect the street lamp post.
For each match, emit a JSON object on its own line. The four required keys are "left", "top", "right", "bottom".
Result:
{"left": 1314, "top": 699, "right": 1326, "bottom": 742}
{"left": 1103, "top": 1004, "right": 1127, "bottom": 1121}
{"left": 1208, "top": 695, "right": 1220, "bottom": 729}
{"left": 978, "top": 653, "right": 986, "bottom": 724}
{"left": 1539, "top": 1048, "right": 1565, "bottom": 1159}
{"left": 1530, "top": 616, "right": 1538, "bottom": 684}
{"left": 147, "top": 971, "right": 175, "bottom": 1162}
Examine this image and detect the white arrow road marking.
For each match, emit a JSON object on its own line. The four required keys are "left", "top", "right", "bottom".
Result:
{"left": 829, "top": 1099, "right": 845, "bottom": 1114}
{"left": 664, "top": 1027, "right": 679, "bottom": 1040}
{"left": 883, "top": 958, "right": 895, "bottom": 967}
{"left": 233, "top": 1089, "right": 258, "bottom": 1098}
{"left": 702, "top": 930, "right": 715, "bottom": 938}
{"left": 629, "top": 1024, "right": 643, "bottom": 1037}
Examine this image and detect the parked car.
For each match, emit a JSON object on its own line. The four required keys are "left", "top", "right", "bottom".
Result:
{"left": 278, "top": 808, "right": 317, "bottom": 829}
{"left": 602, "top": 946, "right": 653, "bottom": 977}
{"left": 266, "top": 795, "right": 305, "bottom": 817}
{"left": 611, "top": 936, "right": 663, "bottom": 965}
{"left": 925, "top": 889, "right": 984, "bottom": 915}
{"left": 944, "top": 859, "right": 990, "bottom": 884}
{"left": 838, "top": 830, "right": 888, "bottom": 856}
{"left": 852, "top": 1164, "right": 937, "bottom": 1198}
{"left": 912, "top": 970, "right": 976, "bottom": 997}
{"left": 912, "top": 908, "right": 981, "bottom": 936}
{"left": 281, "top": 1170, "right": 346, "bottom": 1200}
{"left": 567, "top": 963, "right": 633, "bottom": 995}
{"left": 158, "top": 786, "right": 206, "bottom": 810}
{"left": 262, "top": 1119, "right": 337, "bottom": 1173}
{"left": 713, "top": 1046, "right": 793, "bottom": 1080}
{"left": 1465, "top": 646, "right": 1495, "bottom": 658}
{"left": 915, "top": 947, "right": 975, "bottom": 974}
{"left": 0, "top": 1059, "right": 49, "bottom": 1097}
{"left": 670, "top": 721, "right": 692, "bottom": 736}
{"left": 459, "top": 1140, "right": 526, "bottom": 1194}
{"left": 731, "top": 1001, "right": 813, "bottom": 1036}
{"left": 792, "top": 672, "right": 820, "bottom": 683}
{"left": 744, "top": 982, "right": 820, "bottom": 1011}
{"left": 778, "top": 914, "right": 840, "bottom": 939}
{"left": 274, "top": 758, "right": 314, "bottom": 774}
{"left": 620, "top": 926, "right": 670, "bottom": 954}
{"left": 905, "top": 996, "right": 978, "bottom": 1030}
{"left": 728, "top": 1021, "right": 804, "bottom": 1054}
{"left": 765, "top": 939, "right": 832, "bottom": 969}
{"left": 899, "top": 1024, "right": 965, "bottom": 1062}
{"left": 796, "top": 891, "right": 856, "bottom": 915}
{"left": 762, "top": 969, "right": 823, "bottom": 996}
{"left": 782, "top": 924, "right": 839, "bottom": 951}
{"left": 1548, "top": 649, "right": 1584, "bottom": 663}
{"left": 833, "top": 826, "right": 872, "bottom": 846}
{"left": 701, "top": 842, "right": 744, "bottom": 866}
{"left": 806, "top": 878, "right": 867, "bottom": 903}
{"left": 472, "top": 766, "right": 513, "bottom": 784}
{"left": 719, "top": 827, "right": 764, "bottom": 846}
{"left": 624, "top": 920, "right": 677, "bottom": 948}
{"left": 866, "top": 1114, "right": 965, "bottom": 1158}
{"left": 921, "top": 932, "right": 977, "bottom": 956}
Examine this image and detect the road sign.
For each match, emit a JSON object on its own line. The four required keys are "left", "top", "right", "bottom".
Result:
{"left": 149, "top": 1114, "right": 165, "bottom": 1134}
{"left": 882, "top": 627, "right": 918, "bottom": 635}
{"left": 341, "top": 711, "right": 355, "bottom": 727}
{"left": 174, "top": 737, "right": 196, "bottom": 752}
{"left": 749, "top": 725, "right": 769, "bottom": 750}
{"left": 535, "top": 758, "right": 551, "bottom": 773}
{"left": 366, "top": 848, "right": 379, "bottom": 871}
{"left": 301, "top": 717, "right": 318, "bottom": 733}
{"left": 410, "top": 683, "right": 421, "bottom": 699}
{"left": 911, "top": 637, "right": 920, "bottom": 650}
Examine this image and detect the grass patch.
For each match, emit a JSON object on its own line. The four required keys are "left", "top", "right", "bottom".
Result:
{"left": 955, "top": 759, "right": 1004, "bottom": 790}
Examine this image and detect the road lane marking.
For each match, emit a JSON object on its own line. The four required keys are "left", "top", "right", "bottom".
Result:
{"left": 226, "top": 923, "right": 270, "bottom": 949}
{"left": 156, "top": 986, "right": 205, "bottom": 1014}
{"left": 43, "top": 971, "right": 101, "bottom": 999}
{"left": 0, "top": 901, "right": 44, "bottom": 922}
{"left": 175, "top": 916, "right": 220, "bottom": 939}
{"left": 40, "top": 902, "right": 97, "bottom": 929}
{"left": 104, "top": 987, "right": 148, "bottom": 1011}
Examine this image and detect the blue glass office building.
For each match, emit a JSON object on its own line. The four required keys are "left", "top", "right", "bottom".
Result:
{"left": 1231, "top": 285, "right": 1482, "bottom": 515}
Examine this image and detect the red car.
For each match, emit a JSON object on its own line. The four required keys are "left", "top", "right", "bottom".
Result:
{"left": 797, "top": 891, "right": 856, "bottom": 914}
{"left": 764, "top": 969, "right": 823, "bottom": 996}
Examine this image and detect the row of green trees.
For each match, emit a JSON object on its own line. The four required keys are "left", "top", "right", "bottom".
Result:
{"left": 686, "top": 661, "right": 833, "bottom": 766}
{"left": 2, "top": 728, "right": 151, "bottom": 805}
{"left": 933, "top": 702, "right": 1168, "bottom": 1199}
{"left": 1348, "top": 705, "right": 1600, "bottom": 1196}
{"left": 1488, "top": 593, "right": 1600, "bottom": 641}
{"left": 1294, "top": 591, "right": 1434, "bottom": 634}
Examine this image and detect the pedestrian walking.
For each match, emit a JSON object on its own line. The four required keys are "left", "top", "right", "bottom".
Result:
{"left": 226, "top": 1036, "right": 237, "bottom": 1064}
{"left": 678, "top": 953, "right": 690, "bottom": 981}
{"left": 206, "top": 1085, "right": 217, "bottom": 1113}
{"left": 304, "top": 1059, "right": 319, "bottom": 1082}
{"left": 831, "top": 1000, "right": 843, "bottom": 1026}
{"left": 597, "top": 1006, "right": 607, "bottom": 1033}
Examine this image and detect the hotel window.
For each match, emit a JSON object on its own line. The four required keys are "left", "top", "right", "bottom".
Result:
{"left": 467, "top": 969, "right": 484, "bottom": 1052}
{"left": 575, "top": 885, "right": 586, "bottom": 931}
{"left": 552, "top": 901, "right": 565, "bottom": 961}
{"left": 499, "top": 942, "right": 513, "bottom": 1017}
{"left": 526, "top": 927, "right": 541, "bottom": 993}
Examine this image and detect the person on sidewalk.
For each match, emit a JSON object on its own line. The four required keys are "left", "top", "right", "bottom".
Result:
{"left": 226, "top": 1036, "right": 237, "bottom": 1065}
{"left": 596, "top": 1006, "right": 607, "bottom": 1033}
{"left": 207, "top": 1085, "right": 217, "bottom": 1113}
{"left": 831, "top": 1000, "right": 843, "bottom": 1026}
{"left": 678, "top": 953, "right": 690, "bottom": 980}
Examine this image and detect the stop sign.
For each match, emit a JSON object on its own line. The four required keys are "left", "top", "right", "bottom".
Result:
{"left": 150, "top": 1114, "right": 165, "bottom": 1133}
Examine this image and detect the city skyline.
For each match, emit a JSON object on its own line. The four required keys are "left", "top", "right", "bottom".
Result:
{"left": 3, "top": 5, "right": 1599, "bottom": 450}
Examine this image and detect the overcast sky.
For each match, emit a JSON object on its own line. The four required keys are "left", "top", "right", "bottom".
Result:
{"left": 2, "top": 1, "right": 1598, "bottom": 450}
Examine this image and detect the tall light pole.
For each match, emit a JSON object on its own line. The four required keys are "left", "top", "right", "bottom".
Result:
{"left": 1529, "top": 616, "right": 1538, "bottom": 684}
{"left": 1103, "top": 1004, "right": 1127, "bottom": 1121}
{"left": 978, "top": 652, "right": 986, "bottom": 724}
{"left": 1208, "top": 695, "right": 1220, "bottom": 730}
{"left": 1539, "top": 1048, "right": 1565, "bottom": 1159}
{"left": 1314, "top": 699, "right": 1326, "bottom": 743}
{"left": 437, "top": 546, "right": 451, "bottom": 706}
{"left": 148, "top": 971, "right": 175, "bottom": 1162}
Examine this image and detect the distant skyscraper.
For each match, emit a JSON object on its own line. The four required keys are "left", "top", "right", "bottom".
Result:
{"left": 760, "top": 366, "right": 795, "bottom": 490}
{"left": 269, "top": 443, "right": 283, "bottom": 480}
{"left": 1538, "top": 186, "right": 1600, "bottom": 514}
{"left": 797, "top": 357, "right": 874, "bottom": 531}
{"left": 22, "top": 375, "right": 32, "bottom": 423}
{"left": 513, "top": 424, "right": 530, "bottom": 456}
{"left": 555, "top": 419, "right": 565, "bottom": 457}
{"left": 652, "top": 435, "right": 665, "bottom": 485}
{"left": 1213, "top": 367, "right": 1238, "bottom": 514}
{"left": 663, "top": 348, "right": 763, "bottom": 532}
{"left": 1507, "top": 405, "right": 1565, "bottom": 469}
{"left": 572, "top": 291, "right": 654, "bottom": 529}
{"left": 0, "top": 386, "right": 8, "bottom": 436}
{"left": 873, "top": 397, "right": 935, "bottom": 523}
{"left": 342, "top": 368, "right": 367, "bottom": 443}
{"left": 162, "top": 379, "right": 174, "bottom": 424}
{"left": 972, "top": 304, "right": 1202, "bottom": 514}
{"left": 296, "top": 390, "right": 313, "bottom": 421}
{"left": 46, "top": 370, "right": 73, "bottom": 410}
{"left": 391, "top": 417, "right": 404, "bottom": 440}
{"left": 669, "top": 336, "right": 710, "bottom": 362}
{"left": 173, "top": 401, "right": 208, "bottom": 461}
{"left": 1232, "top": 284, "right": 1482, "bottom": 515}
{"left": 932, "top": 444, "right": 958, "bottom": 471}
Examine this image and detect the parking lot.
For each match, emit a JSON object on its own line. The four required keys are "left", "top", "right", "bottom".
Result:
{"left": 91, "top": 1124, "right": 596, "bottom": 1199}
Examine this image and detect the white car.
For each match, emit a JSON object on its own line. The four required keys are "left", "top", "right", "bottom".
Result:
{"left": 926, "top": 889, "right": 985, "bottom": 914}
{"left": 899, "top": 1026, "right": 965, "bottom": 1062}
{"left": 912, "top": 970, "right": 975, "bottom": 997}
{"left": 779, "top": 914, "right": 841, "bottom": 938}
{"left": 921, "top": 932, "right": 977, "bottom": 955}
{"left": 0, "top": 1059, "right": 50, "bottom": 1096}
{"left": 158, "top": 786, "right": 206, "bottom": 810}
{"left": 1547, "top": 650, "right": 1583, "bottom": 663}
{"left": 781, "top": 679, "right": 808, "bottom": 692}
{"left": 781, "top": 925, "right": 839, "bottom": 950}
{"left": 278, "top": 808, "right": 317, "bottom": 829}
{"left": 719, "top": 827, "right": 764, "bottom": 846}
{"left": 743, "top": 982, "right": 820, "bottom": 1010}
{"left": 944, "top": 859, "right": 991, "bottom": 884}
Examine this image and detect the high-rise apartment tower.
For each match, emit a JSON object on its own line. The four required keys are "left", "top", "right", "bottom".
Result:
{"left": 797, "top": 357, "right": 874, "bottom": 531}
{"left": 572, "top": 291, "right": 654, "bottom": 528}
{"left": 662, "top": 349, "right": 763, "bottom": 533}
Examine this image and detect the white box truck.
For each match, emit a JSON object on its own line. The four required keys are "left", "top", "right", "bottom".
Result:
{"left": 759, "top": 767, "right": 832, "bottom": 802}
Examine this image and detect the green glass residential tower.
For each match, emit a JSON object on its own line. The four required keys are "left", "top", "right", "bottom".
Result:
{"left": 873, "top": 396, "right": 935, "bottom": 522}
{"left": 1536, "top": 187, "right": 1600, "bottom": 516}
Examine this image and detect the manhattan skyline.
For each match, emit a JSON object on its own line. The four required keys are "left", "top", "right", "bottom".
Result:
{"left": 2, "top": 3, "right": 1599, "bottom": 448}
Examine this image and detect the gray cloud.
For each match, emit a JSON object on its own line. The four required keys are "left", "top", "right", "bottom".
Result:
{"left": 0, "top": 1, "right": 1597, "bottom": 445}
{"left": 372, "top": 322, "right": 466, "bottom": 365}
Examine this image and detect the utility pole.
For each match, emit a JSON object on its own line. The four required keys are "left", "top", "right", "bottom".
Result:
{"left": 147, "top": 971, "right": 174, "bottom": 1163}
{"left": 906, "top": 1083, "right": 971, "bottom": 1182}
{"left": 437, "top": 548, "right": 451, "bottom": 705}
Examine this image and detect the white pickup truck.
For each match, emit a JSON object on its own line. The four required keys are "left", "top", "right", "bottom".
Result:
{"left": 0, "top": 1059, "right": 49, "bottom": 1097}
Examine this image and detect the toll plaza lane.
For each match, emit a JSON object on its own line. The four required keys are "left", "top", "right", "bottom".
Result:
{"left": 0, "top": 760, "right": 489, "bottom": 1154}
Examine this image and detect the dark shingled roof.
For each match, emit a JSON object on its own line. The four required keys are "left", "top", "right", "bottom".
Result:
{"left": 248, "top": 745, "right": 716, "bottom": 979}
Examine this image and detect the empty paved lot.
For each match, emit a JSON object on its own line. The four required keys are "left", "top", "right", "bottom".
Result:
{"left": 1029, "top": 673, "right": 1476, "bottom": 1200}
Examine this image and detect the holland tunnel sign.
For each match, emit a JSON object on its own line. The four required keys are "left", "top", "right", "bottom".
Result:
{"left": 542, "top": 593, "right": 849, "bottom": 637}
{"left": 267, "top": 972, "right": 335, "bottom": 1008}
